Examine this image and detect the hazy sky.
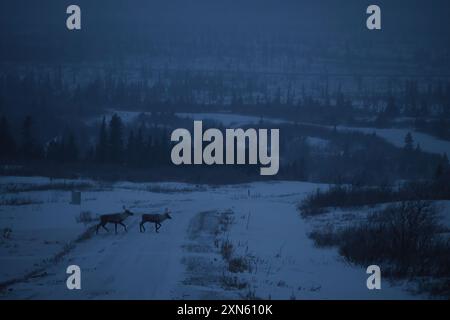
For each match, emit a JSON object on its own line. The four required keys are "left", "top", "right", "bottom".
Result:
{"left": 2, "top": 0, "right": 449, "bottom": 36}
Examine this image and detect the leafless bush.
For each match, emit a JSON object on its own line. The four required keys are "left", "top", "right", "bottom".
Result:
{"left": 242, "top": 288, "right": 260, "bottom": 300}
{"left": 221, "top": 274, "right": 248, "bottom": 290}
{"left": 299, "top": 181, "right": 450, "bottom": 217}
{"left": 146, "top": 185, "right": 205, "bottom": 193}
{"left": 0, "top": 197, "right": 42, "bottom": 206}
{"left": 2, "top": 228, "right": 12, "bottom": 239}
{"left": 221, "top": 239, "right": 234, "bottom": 261}
{"left": 4, "top": 182, "right": 93, "bottom": 193}
{"left": 228, "top": 257, "right": 251, "bottom": 273}
{"left": 218, "top": 211, "right": 234, "bottom": 233}
{"left": 308, "top": 200, "right": 450, "bottom": 297}
{"left": 309, "top": 224, "right": 338, "bottom": 247}
{"left": 339, "top": 201, "right": 445, "bottom": 274}
{"left": 75, "top": 211, "right": 95, "bottom": 224}
{"left": 298, "top": 185, "right": 396, "bottom": 216}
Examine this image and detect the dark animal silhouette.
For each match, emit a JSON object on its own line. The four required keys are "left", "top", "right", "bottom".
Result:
{"left": 96, "top": 206, "right": 134, "bottom": 234}
{"left": 140, "top": 208, "right": 172, "bottom": 233}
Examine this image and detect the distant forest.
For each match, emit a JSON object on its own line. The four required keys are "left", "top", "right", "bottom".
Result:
{"left": 1, "top": 69, "right": 450, "bottom": 138}
{"left": 0, "top": 108, "right": 449, "bottom": 185}
{"left": 1, "top": 63, "right": 450, "bottom": 184}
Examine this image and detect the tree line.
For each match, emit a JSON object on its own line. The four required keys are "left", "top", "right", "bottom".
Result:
{"left": 1, "top": 112, "right": 448, "bottom": 185}
{"left": 0, "top": 113, "right": 171, "bottom": 169}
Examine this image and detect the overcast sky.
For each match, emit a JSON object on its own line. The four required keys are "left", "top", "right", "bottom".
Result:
{"left": 1, "top": 0, "right": 449, "bottom": 36}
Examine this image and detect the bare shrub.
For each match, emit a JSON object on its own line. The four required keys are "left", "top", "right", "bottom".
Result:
{"left": 146, "top": 185, "right": 204, "bottom": 193}
{"left": 218, "top": 211, "right": 234, "bottom": 233}
{"left": 308, "top": 224, "right": 338, "bottom": 247}
{"left": 0, "top": 197, "right": 42, "bottom": 206}
{"left": 298, "top": 185, "right": 396, "bottom": 216}
{"left": 4, "top": 182, "right": 93, "bottom": 193}
{"left": 75, "top": 211, "right": 95, "bottom": 224}
{"left": 2, "top": 228, "right": 12, "bottom": 239}
{"left": 221, "top": 239, "right": 234, "bottom": 261}
{"left": 308, "top": 200, "right": 450, "bottom": 297}
{"left": 299, "top": 181, "right": 450, "bottom": 217}
{"left": 228, "top": 257, "right": 251, "bottom": 273}
{"left": 221, "top": 274, "right": 248, "bottom": 290}
{"left": 242, "top": 288, "right": 260, "bottom": 300}
{"left": 339, "top": 201, "right": 445, "bottom": 274}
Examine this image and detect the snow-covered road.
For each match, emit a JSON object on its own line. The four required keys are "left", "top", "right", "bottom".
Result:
{"left": 7, "top": 217, "right": 185, "bottom": 299}
{"left": 0, "top": 178, "right": 420, "bottom": 299}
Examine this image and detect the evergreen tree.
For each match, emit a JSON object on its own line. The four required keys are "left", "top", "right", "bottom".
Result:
{"left": 66, "top": 132, "right": 78, "bottom": 162}
{"left": 0, "top": 115, "right": 16, "bottom": 159}
{"left": 443, "top": 153, "right": 449, "bottom": 166}
{"left": 146, "top": 134, "right": 154, "bottom": 166}
{"left": 46, "top": 137, "right": 62, "bottom": 163}
{"left": 415, "top": 143, "right": 422, "bottom": 153}
{"left": 21, "top": 115, "right": 35, "bottom": 160}
{"left": 336, "top": 92, "right": 346, "bottom": 108}
{"left": 434, "top": 163, "right": 444, "bottom": 180}
{"left": 385, "top": 96, "right": 398, "bottom": 117}
{"left": 135, "top": 126, "right": 145, "bottom": 167}
{"left": 96, "top": 117, "right": 108, "bottom": 163}
{"left": 108, "top": 114, "right": 123, "bottom": 163}
{"left": 404, "top": 132, "right": 414, "bottom": 151}
{"left": 126, "top": 130, "right": 136, "bottom": 166}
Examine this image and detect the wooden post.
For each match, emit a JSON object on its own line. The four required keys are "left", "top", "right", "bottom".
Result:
{"left": 71, "top": 191, "right": 81, "bottom": 205}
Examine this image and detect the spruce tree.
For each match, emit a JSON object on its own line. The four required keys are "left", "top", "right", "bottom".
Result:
{"left": 96, "top": 117, "right": 108, "bottom": 163}
{"left": 404, "top": 132, "right": 414, "bottom": 151}
{"left": 0, "top": 116, "right": 16, "bottom": 159}
{"left": 21, "top": 115, "right": 35, "bottom": 160}
{"left": 108, "top": 114, "right": 123, "bottom": 163}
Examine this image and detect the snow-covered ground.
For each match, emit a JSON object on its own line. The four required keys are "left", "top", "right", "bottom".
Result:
{"left": 0, "top": 176, "right": 423, "bottom": 299}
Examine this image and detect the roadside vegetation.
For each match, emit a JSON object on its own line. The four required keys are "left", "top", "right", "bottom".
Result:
{"left": 306, "top": 200, "right": 450, "bottom": 298}
{"left": 299, "top": 171, "right": 450, "bottom": 217}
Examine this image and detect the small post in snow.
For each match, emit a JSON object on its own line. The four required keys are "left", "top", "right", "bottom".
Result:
{"left": 71, "top": 191, "right": 81, "bottom": 205}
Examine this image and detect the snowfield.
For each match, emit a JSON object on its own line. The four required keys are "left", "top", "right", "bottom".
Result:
{"left": 0, "top": 177, "right": 423, "bottom": 299}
